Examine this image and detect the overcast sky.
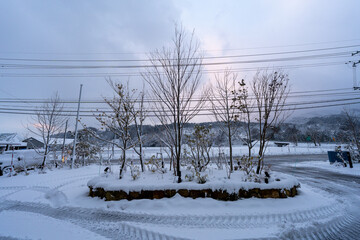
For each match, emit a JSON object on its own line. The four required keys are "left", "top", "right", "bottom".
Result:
{"left": 1, "top": 0, "right": 360, "bottom": 134}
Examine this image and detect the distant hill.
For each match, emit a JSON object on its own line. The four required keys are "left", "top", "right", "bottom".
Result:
{"left": 54, "top": 113, "right": 356, "bottom": 147}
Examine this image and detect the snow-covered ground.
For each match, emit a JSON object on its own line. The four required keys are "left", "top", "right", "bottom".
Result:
{"left": 284, "top": 160, "right": 360, "bottom": 176}
{"left": 103, "top": 142, "right": 339, "bottom": 161}
{"left": 0, "top": 210, "right": 106, "bottom": 240}
{"left": 0, "top": 158, "right": 359, "bottom": 239}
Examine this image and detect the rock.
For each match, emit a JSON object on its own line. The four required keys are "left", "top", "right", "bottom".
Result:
{"left": 212, "top": 190, "right": 230, "bottom": 200}
{"left": 88, "top": 184, "right": 299, "bottom": 201}
{"left": 249, "top": 188, "right": 261, "bottom": 198}
{"left": 165, "top": 189, "right": 176, "bottom": 198}
{"left": 259, "top": 189, "right": 280, "bottom": 198}
{"left": 105, "top": 192, "right": 115, "bottom": 201}
{"left": 153, "top": 190, "right": 165, "bottom": 199}
{"left": 189, "top": 190, "right": 202, "bottom": 199}
{"left": 129, "top": 191, "right": 140, "bottom": 200}
{"left": 178, "top": 189, "right": 189, "bottom": 197}
{"left": 140, "top": 190, "right": 153, "bottom": 199}
{"left": 88, "top": 187, "right": 94, "bottom": 197}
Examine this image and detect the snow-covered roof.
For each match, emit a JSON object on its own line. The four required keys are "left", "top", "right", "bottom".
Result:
{"left": 28, "top": 137, "right": 74, "bottom": 145}
{"left": 0, "top": 133, "right": 26, "bottom": 146}
{"left": 50, "top": 138, "right": 74, "bottom": 145}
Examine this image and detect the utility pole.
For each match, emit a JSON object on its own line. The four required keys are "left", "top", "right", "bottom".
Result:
{"left": 61, "top": 119, "right": 68, "bottom": 164}
{"left": 347, "top": 51, "right": 360, "bottom": 90}
{"left": 71, "top": 84, "right": 83, "bottom": 169}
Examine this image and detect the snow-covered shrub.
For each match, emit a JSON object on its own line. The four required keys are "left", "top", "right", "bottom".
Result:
{"left": 334, "top": 145, "right": 355, "bottom": 168}
{"left": 145, "top": 155, "right": 166, "bottom": 174}
{"left": 184, "top": 167, "right": 195, "bottom": 182}
{"left": 184, "top": 125, "right": 213, "bottom": 173}
{"left": 129, "top": 161, "right": 140, "bottom": 180}
{"left": 182, "top": 164, "right": 208, "bottom": 183}
{"left": 344, "top": 144, "right": 360, "bottom": 164}
{"left": 195, "top": 171, "right": 208, "bottom": 184}
{"left": 240, "top": 155, "right": 255, "bottom": 175}
{"left": 241, "top": 171, "right": 261, "bottom": 183}
{"left": 214, "top": 149, "right": 224, "bottom": 170}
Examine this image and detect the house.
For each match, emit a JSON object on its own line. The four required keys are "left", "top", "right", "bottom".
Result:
{"left": 23, "top": 137, "right": 44, "bottom": 149}
{"left": 0, "top": 133, "right": 27, "bottom": 153}
{"left": 23, "top": 137, "right": 74, "bottom": 151}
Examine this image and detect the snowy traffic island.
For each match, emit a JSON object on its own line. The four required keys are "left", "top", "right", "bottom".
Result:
{"left": 87, "top": 167, "right": 300, "bottom": 201}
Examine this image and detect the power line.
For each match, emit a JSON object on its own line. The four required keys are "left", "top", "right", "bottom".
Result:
{"left": 2, "top": 91, "right": 358, "bottom": 110}
{"left": 0, "top": 61, "right": 347, "bottom": 78}
{"left": 0, "top": 100, "right": 358, "bottom": 117}
{"left": 0, "top": 45, "right": 359, "bottom": 62}
{"left": 0, "top": 89, "right": 356, "bottom": 104}
{"left": 0, "top": 96, "right": 359, "bottom": 113}
{"left": 0, "top": 51, "right": 353, "bottom": 69}
{"left": 1, "top": 38, "right": 359, "bottom": 56}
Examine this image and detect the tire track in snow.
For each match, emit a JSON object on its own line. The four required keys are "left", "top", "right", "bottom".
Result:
{"left": 278, "top": 209, "right": 360, "bottom": 240}
{"left": 0, "top": 199, "right": 345, "bottom": 228}
{"left": 0, "top": 173, "right": 97, "bottom": 201}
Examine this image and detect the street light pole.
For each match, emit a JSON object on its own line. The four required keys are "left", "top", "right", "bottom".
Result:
{"left": 71, "top": 84, "right": 83, "bottom": 169}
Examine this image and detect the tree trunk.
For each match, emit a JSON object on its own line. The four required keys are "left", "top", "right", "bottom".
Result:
{"left": 119, "top": 148, "right": 126, "bottom": 179}
{"left": 41, "top": 145, "right": 48, "bottom": 168}
{"left": 139, "top": 143, "right": 144, "bottom": 172}
{"left": 228, "top": 125, "right": 233, "bottom": 172}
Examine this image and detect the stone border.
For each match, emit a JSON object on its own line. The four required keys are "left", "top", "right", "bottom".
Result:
{"left": 88, "top": 185, "right": 299, "bottom": 201}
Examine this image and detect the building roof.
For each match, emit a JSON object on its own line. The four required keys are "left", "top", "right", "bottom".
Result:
{"left": 27, "top": 137, "right": 74, "bottom": 145}
{"left": 0, "top": 133, "right": 26, "bottom": 146}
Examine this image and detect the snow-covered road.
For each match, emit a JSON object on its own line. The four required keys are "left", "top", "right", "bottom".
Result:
{"left": 0, "top": 155, "right": 359, "bottom": 239}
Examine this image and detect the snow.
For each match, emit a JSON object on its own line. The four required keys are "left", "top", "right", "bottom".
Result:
{"left": 286, "top": 160, "right": 360, "bottom": 176}
{"left": 103, "top": 184, "right": 334, "bottom": 216}
{"left": 87, "top": 166, "right": 299, "bottom": 193}
{"left": 0, "top": 210, "right": 106, "bottom": 240}
{"left": 107, "top": 142, "right": 338, "bottom": 161}
{"left": 3, "top": 160, "right": 353, "bottom": 216}
{"left": 0, "top": 161, "right": 355, "bottom": 239}
{"left": 0, "top": 133, "right": 24, "bottom": 145}
{"left": 128, "top": 222, "right": 280, "bottom": 240}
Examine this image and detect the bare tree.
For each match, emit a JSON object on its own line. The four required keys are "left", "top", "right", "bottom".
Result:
{"left": 209, "top": 69, "right": 238, "bottom": 171}
{"left": 252, "top": 70, "right": 290, "bottom": 174}
{"left": 86, "top": 80, "right": 138, "bottom": 179}
{"left": 306, "top": 126, "right": 322, "bottom": 146}
{"left": 233, "top": 70, "right": 290, "bottom": 174}
{"left": 75, "top": 129, "right": 101, "bottom": 166}
{"left": 343, "top": 109, "right": 360, "bottom": 151}
{"left": 142, "top": 25, "right": 206, "bottom": 183}
{"left": 27, "top": 93, "right": 66, "bottom": 169}
{"left": 285, "top": 124, "right": 300, "bottom": 146}
{"left": 132, "top": 88, "right": 147, "bottom": 172}
{"left": 232, "top": 78, "right": 257, "bottom": 159}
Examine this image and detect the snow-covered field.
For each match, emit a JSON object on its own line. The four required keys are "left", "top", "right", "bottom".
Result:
{"left": 104, "top": 142, "right": 339, "bottom": 161}
{"left": 0, "top": 158, "right": 359, "bottom": 239}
